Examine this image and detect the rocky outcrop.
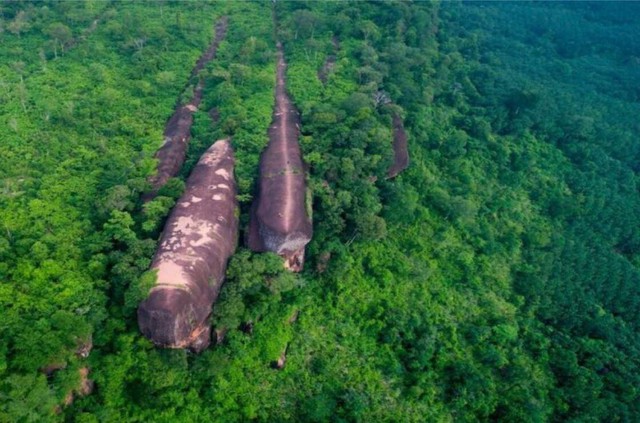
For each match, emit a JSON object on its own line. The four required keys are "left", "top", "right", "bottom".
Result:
{"left": 60, "top": 367, "right": 94, "bottom": 409}
{"left": 318, "top": 36, "right": 339, "bottom": 85}
{"left": 44, "top": 336, "right": 94, "bottom": 413}
{"left": 272, "top": 344, "right": 289, "bottom": 370}
{"left": 144, "top": 17, "right": 228, "bottom": 201}
{"left": 40, "top": 335, "right": 92, "bottom": 376}
{"left": 271, "top": 310, "right": 299, "bottom": 370}
{"left": 248, "top": 42, "right": 312, "bottom": 272}
{"left": 387, "top": 113, "right": 409, "bottom": 178}
{"left": 138, "top": 140, "right": 238, "bottom": 352}
{"left": 192, "top": 17, "right": 228, "bottom": 79}
{"left": 54, "top": 367, "right": 94, "bottom": 414}
{"left": 144, "top": 102, "right": 198, "bottom": 201}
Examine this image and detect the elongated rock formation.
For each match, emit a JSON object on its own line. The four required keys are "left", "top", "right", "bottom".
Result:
{"left": 318, "top": 36, "right": 339, "bottom": 85}
{"left": 387, "top": 113, "right": 409, "bottom": 178}
{"left": 144, "top": 17, "right": 228, "bottom": 201}
{"left": 248, "top": 42, "right": 312, "bottom": 272}
{"left": 138, "top": 139, "right": 238, "bottom": 352}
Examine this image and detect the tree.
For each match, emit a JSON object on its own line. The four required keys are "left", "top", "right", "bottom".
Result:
{"left": 292, "top": 9, "right": 320, "bottom": 39}
{"left": 46, "top": 22, "right": 72, "bottom": 58}
{"left": 7, "top": 11, "right": 30, "bottom": 37}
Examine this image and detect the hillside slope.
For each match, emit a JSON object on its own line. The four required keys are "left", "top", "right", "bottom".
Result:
{"left": 0, "top": 1, "right": 639, "bottom": 421}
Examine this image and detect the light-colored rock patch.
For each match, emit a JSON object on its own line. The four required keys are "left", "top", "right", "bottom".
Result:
{"left": 214, "top": 168, "right": 230, "bottom": 179}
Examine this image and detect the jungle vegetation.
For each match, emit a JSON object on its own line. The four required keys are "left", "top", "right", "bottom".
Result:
{"left": 1, "top": 1, "right": 639, "bottom": 421}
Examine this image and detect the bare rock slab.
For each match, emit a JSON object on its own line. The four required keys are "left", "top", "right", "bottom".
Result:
{"left": 248, "top": 42, "right": 312, "bottom": 272}
{"left": 138, "top": 139, "right": 238, "bottom": 351}
{"left": 387, "top": 113, "right": 409, "bottom": 178}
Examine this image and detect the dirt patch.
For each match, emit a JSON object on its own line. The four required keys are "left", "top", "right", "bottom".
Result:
{"left": 247, "top": 42, "right": 312, "bottom": 272}
{"left": 138, "top": 140, "right": 238, "bottom": 351}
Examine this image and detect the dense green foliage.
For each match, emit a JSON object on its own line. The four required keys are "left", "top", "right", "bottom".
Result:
{"left": 1, "top": 1, "right": 639, "bottom": 421}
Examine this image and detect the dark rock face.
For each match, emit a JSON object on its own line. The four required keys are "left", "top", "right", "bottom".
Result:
{"left": 387, "top": 113, "right": 409, "bottom": 178}
{"left": 138, "top": 140, "right": 238, "bottom": 351}
{"left": 248, "top": 42, "right": 312, "bottom": 272}
{"left": 144, "top": 17, "right": 228, "bottom": 201}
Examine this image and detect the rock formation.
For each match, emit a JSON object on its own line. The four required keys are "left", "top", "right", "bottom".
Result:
{"left": 387, "top": 113, "right": 409, "bottom": 178}
{"left": 60, "top": 367, "right": 94, "bottom": 409}
{"left": 144, "top": 17, "right": 228, "bottom": 201}
{"left": 271, "top": 311, "right": 298, "bottom": 370}
{"left": 54, "top": 367, "right": 94, "bottom": 414}
{"left": 248, "top": 42, "right": 312, "bottom": 272}
{"left": 138, "top": 139, "right": 238, "bottom": 352}
{"left": 318, "top": 36, "right": 339, "bottom": 85}
{"left": 143, "top": 102, "right": 198, "bottom": 202}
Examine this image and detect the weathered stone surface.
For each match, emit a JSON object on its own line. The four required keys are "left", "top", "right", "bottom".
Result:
{"left": 248, "top": 42, "right": 312, "bottom": 272}
{"left": 138, "top": 140, "right": 238, "bottom": 351}
{"left": 144, "top": 17, "right": 228, "bottom": 201}
{"left": 144, "top": 105, "right": 195, "bottom": 201}
{"left": 387, "top": 113, "right": 409, "bottom": 178}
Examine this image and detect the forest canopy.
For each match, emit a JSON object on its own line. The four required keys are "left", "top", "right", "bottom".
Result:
{"left": 1, "top": 1, "right": 639, "bottom": 421}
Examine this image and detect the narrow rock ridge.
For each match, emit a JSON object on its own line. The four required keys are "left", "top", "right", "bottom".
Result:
{"left": 272, "top": 310, "right": 298, "bottom": 370}
{"left": 138, "top": 139, "right": 238, "bottom": 352}
{"left": 387, "top": 113, "right": 409, "bottom": 178}
{"left": 248, "top": 42, "right": 312, "bottom": 272}
{"left": 144, "top": 17, "right": 228, "bottom": 202}
{"left": 318, "top": 36, "right": 340, "bottom": 85}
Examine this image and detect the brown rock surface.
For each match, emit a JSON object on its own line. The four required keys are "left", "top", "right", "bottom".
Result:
{"left": 138, "top": 140, "right": 238, "bottom": 351}
{"left": 144, "top": 17, "right": 228, "bottom": 201}
{"left": 144, "top": 104, "right": 196, "bottom": 201}
{"left": 387, "top": 113, "right": 409, "bottom": 178}
{"left": 248, "top": 42, "right": 312, "bottom": 272}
